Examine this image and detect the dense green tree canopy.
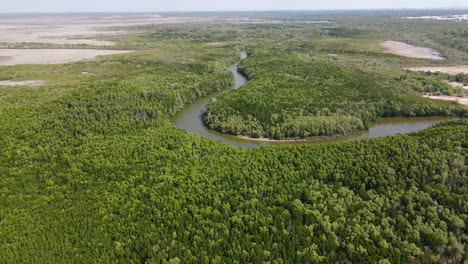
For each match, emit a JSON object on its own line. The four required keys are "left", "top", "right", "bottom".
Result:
{"left": 0, "top": 10, "right": 467, "bottom": 263}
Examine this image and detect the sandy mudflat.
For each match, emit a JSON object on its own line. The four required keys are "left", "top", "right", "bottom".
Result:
{"left": 444, "top": 81, "right": 468, "bottom": 90}
{"left": 423, "top": 95, "right": 468, "bottom": 106}
{"left": 0, "top": 49, "right": 133, "bottom": 65}
{"left": 0, "top": 56, "right": 11, "bottom": 62}
{"left": 0, "top": 80, "right": 45, "bottom": 86}
{"left": 406, "top": 66, "right": 468, "bottom": 74}
{"left": 380, "top": 41, "right": 444, "bottom": 60}
{"left": 0, "top": 15, "right": 216, "bottom": 46}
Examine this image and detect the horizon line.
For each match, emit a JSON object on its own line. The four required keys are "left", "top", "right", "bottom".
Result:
{"left": 1, "top": 7, "right": 468, "bottom": 15}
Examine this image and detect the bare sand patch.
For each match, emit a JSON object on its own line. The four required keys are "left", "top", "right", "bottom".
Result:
{"left": 0, "top": 80, "right": 45, "bottom": 86}
{"left": 380, "top": 41, "right": 444, "bottom": 60}
{"left": 405, "top": 14, "right": 468, "bottom": 22}
{"left": 0, "top": 15, "right": 216, "bottom": 46}
{"left": 0, "top": 49, "right": 133, "bottom": 66}
{"left": 444, "top": 80, "right": 468, "bottom": 90}
{"left": 0, "top": 56, "right": 11, "bottom": 62}
{"left": 406, "top": 66, "right": 468, "bottom": 75}
{"left": 237, "top": 135, "right": 296, "bottom": 142}
{"left": 423, "top": 94, "right": 468, "bottom": 106}
{"left": 206, "top": 42, "right": 225, "bottom": 46}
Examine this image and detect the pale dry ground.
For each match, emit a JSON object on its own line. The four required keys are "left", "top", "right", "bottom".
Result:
{"left": 0, "top": 80, "right": 45, "bottom": 86}
{"left": 406, "top": 14, "right": 468, "bottom": 22}
{"left": 0, "top": 56, "right": 11, "bottom": 62}
{"left": 406, "top": 66, "right": 468, "bottom": 74}
{"left": 408, "top": 66, "right": 468, "bottom": 105}
{"left": 379, "top": 41, "right": 444, "bottom": 60}
{"left": 444, "top": 80, "right": 468, "bottom": 90}
{"left": 423, "top": 95, "right": 468, "bottom": 106}
{"left": 0, "top": 14, "right": 219, "bottom": 66}
{"left": 0, "top": 14, "right": 216, "bottom": 46}
{"left": 205, "top": 42, "right": 226, "bottom": 46}
{"left": 0, "top": 49, "right": 133, "bottom": 65}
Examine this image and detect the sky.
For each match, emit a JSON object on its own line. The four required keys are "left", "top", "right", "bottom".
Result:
{"left": 2, "top": 0, "right": 467, "bottom": 13}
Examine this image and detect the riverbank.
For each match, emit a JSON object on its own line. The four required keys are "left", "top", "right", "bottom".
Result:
{"left": 236, "top": 135, "right": 331, "bottom": 142}
{"left": 234, "top": 116, "right": 462, "bottom": 143}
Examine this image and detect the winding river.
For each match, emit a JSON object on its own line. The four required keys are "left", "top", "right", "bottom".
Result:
{"left": 171, "top": 52, "right": 458, "bottom": 148}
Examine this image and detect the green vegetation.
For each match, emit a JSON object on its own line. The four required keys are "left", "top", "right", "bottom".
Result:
{"left": 0, "top": 10, "right": 467, "bottom": 263}
{"left": 407, "top": 71, "right": 468, "bottom": 94}
{"left": 201, "top": 16, "right": 468, "bottom": 139}
{"left": 204, "top": 50, "right": 467, "bottom": 139}
{"left": 399, "top": 73, "right": 466, "bottom": 96}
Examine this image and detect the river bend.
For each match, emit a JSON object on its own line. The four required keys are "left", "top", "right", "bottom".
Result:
{"left": 171, "top": 52, "right": 457, "bottom": 148}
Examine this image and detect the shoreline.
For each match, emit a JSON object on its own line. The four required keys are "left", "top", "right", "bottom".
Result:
{"left": 231, "top": 116, "right": 463, "bottom": 143}
{"left": 235, "top": 134, "right": 342, "bottom": 142}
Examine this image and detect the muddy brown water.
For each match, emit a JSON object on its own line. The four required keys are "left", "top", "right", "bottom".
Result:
{"left": 171, "top": 52, "right": 459, "bottom": 148}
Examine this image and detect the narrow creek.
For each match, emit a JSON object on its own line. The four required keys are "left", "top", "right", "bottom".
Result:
{"left": 171, "top": 52, "right": 458, "bottom": 148}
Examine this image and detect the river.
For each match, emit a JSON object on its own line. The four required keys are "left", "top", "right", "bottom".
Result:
{"left": 171, "top": 52, "right": 458, "bottom": 148}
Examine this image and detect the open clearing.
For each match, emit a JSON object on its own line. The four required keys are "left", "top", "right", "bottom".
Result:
{"left": 406, "top": 66, "right": 468, "bottom": 74}
{"left": 0, "top": 80, "right": 45, "bottom": 86}
{"left": 0, "top": 49, "right": 133, "bottom": 65}
{"left": 379, "top": 41, "right": 444, "bottom": 59}
{"left": 444, "top": 81, "right": 468, "bottom": 90}
{"left": 0, "top": 14, "right": 216, "bottom": 46}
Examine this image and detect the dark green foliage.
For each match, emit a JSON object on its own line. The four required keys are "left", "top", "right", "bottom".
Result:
{"left": 392, "top": 72, "right": 468, "bottom": 99}
{"left": 0, "top": 10, "right": 467, "bottom": 264}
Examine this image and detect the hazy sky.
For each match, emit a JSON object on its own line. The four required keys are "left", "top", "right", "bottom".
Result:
{"left": 2, "top": 0, "right": 467, "bottom": 13}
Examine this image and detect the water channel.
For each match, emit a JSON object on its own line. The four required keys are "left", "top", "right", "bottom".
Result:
{"left": 171, "top": 52, "right": 458, "bottom": 148}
